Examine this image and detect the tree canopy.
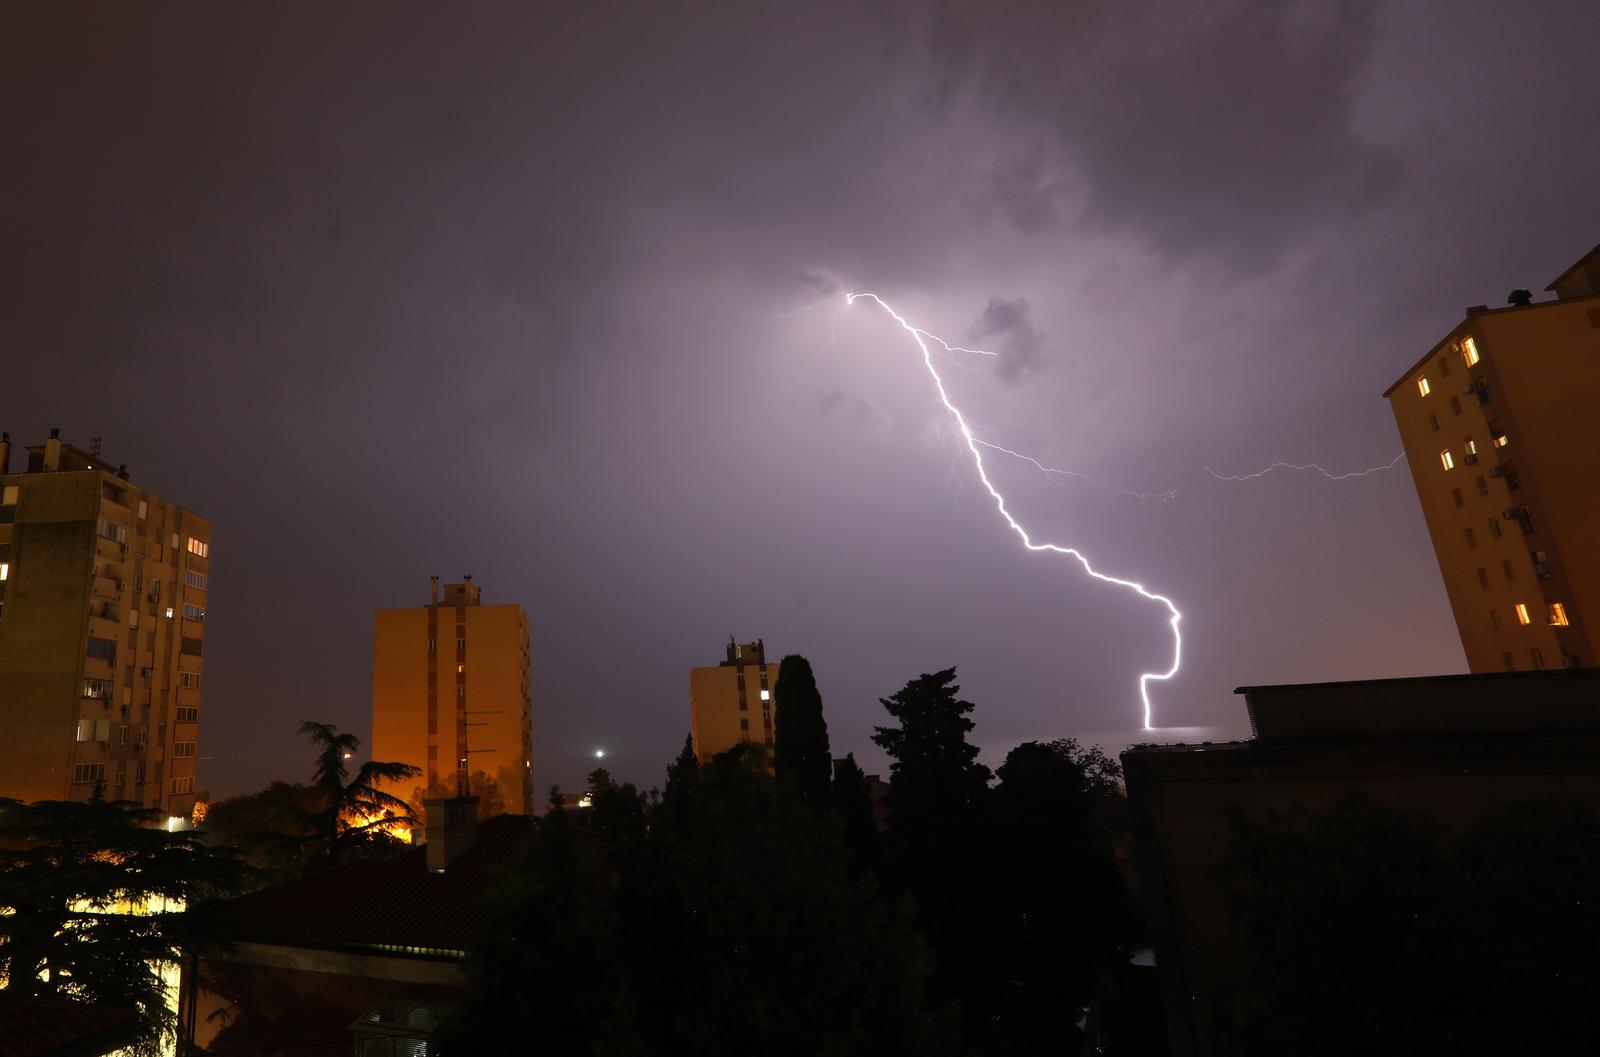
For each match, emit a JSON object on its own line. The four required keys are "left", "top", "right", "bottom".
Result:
{"left": 772, "top": 653, "right": 831, "bottom": 810}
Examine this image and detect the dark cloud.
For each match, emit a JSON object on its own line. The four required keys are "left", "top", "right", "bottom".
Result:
{"left": 922, "top": 0, "right": 1401, "bottom": 272}
{"left": 969, "top": 297, "right": 1048, "bottom": 382}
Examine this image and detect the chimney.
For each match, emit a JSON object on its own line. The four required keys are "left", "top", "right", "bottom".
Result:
{"left": 430, "top": 575, "right": 440, "bottom": 606}
{"left": 43, "top": 429, "right": 62, "bottom": 472}
{"left": 424, "top": 795, "right": 480, "bottom": 873}
{"left": 0, "top": 432, "right": 10, "bottom": 475}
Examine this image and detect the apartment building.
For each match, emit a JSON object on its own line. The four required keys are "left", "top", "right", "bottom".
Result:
{"left": 1384, "top": 243, "right": 1600, "bottom": 672}
{"left": 372, "top": 577, "right": 534, "bottom": 814}
{"left": 0, "top": 431, "right": 208, "bottom": 820}
{"left": 689, "top": 637, "right": 780, "bottom": 765}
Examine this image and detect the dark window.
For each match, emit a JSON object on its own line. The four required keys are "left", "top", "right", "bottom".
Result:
{"left": 1452, "top": 488, "right": 1465, "bottom": 508}
{"left": 1428, "top": 413, "right": 1440, "bottom": 432}
{"left": 1490, "top": 610, "right": 1504, "bottom": 630}
{"left": 1477, "top": 568, "right": 1490, "bottom": 589}
{"left": 1488, "top": 518, "right": 1503, "bottom": 539}
{"left": 1503, "top": 651, "right": 1516, "bottom": 672}
{"left": 1437, "top": 356, "right": 1450, "bottom": 378}
{"left": 739, "top": 718, "right": 749, "bottom": 731}
{"left": 86, "top": 637, "right": 117, "bottom": 663}
{"left": 1450, "top": 395, "right": 1462, "bottom": 416}
{"left": 1465, "top": 527, "right": 1478, "bottom": 550}
{"left": 1502, "top": 559, "right": 1515, "bottom": 582}
{"left": 1531, "top": 648, "right": 1546, "bottom": 670}
{"left": 180, "top": 636, "right": 203, "bottom": 656}
{"left": 1518, "top": 507, "right": 1535, "bottom": 535}
{"left": 1476, "top": 475, "right": 1489, "bottom": 497}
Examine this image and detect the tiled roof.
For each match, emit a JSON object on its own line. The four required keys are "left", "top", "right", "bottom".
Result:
{"left": 214, "top": 814, "right": 536, "bottom": 958}
{"left": 0, "top": 993, "right": 139, "bottom": 1057}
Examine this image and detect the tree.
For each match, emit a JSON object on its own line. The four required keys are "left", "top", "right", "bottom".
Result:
{"left": 297, "top": 721, "right": 419, "bottom": 867}
{"left": 988, "top": 741, "right": 1136, "bottom": 1054}
{"left": 658, "top": 734, "right": 700, "bottom": 837}
{"left": 406, "top": 770, "right": 507, "bottom": 824}
{"left": 772, "top": 654, "right": 831, "bottom": 810}
{"left": 0, "top": 789, "right": 250, "bottom": 1057}
{"left": 871, "top": 668, "right": 993, "bottom": 1040}
{"left": 830, "top": 752, "right": 877, "bottom": 875}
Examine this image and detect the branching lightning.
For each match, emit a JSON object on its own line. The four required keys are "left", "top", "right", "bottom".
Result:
{"left": 842, "top": 292, "right": 1181, "bottom": 729}
{"left": 1205, "top": 452, "right": 1406, "bottom": 483}
{"left": 975, "top": 439, "right": 1179, "bottom": 502}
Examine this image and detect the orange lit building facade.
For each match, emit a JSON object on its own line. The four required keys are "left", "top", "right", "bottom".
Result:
{"left": 372, "top": 578, "right": 533, "bottom": 814}
{"left": 1385, "top": 244, "right": 1600, "bottom": 672}
{"left": 689, "top": 638, "right": 780, "bottom": 765}
{"left": 0, "top": 431, "right": 208, "bottom": 819}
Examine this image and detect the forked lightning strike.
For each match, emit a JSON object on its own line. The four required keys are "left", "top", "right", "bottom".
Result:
{"left": 843, "top": 292, "right": 1181, "bottom": 729}
{"left": 1205, "top": 453, "right": 1406, "bottom": 483}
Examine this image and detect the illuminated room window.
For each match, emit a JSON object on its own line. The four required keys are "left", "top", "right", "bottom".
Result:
{"left": 1492, "top": 431, "right": 1509, "bottom": 449}
{"left": 1465, "top": 439, "right": 1477, "bottom": 456}
{"left": 1549, "top": 602, "right": 1570, "bottom": 626}
{"left": 1, "top": 485, "right": 16, "bottom": 505}
{"left": 1462, "top": 337, "right": 1481, "bottom": 366}
{"left": 1515, "top": 603, "right": 1532, "bottom": 625}
{"left": 760, "top": 689, "right": 770, "bottom": 701}
{"left": 1440, "top": 450, "right": 1454, "bottom": 471}
{"left": 1418, "top": 377, "right": 1431, "bottom": 397}
{"left": 0, "top": 562, "right": 7, "bottom": 581}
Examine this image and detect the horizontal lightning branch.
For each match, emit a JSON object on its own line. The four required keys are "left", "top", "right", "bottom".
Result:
{"left": 1204, "top": 452, "right": 1406, "bottom": 483}
{"left": 975, "top": 439, "right": 1179, "bottom": 502}
{"left": 844, "top": 292, "right": 1181, "bottom": 729}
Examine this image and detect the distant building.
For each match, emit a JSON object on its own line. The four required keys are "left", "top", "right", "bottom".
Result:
{"left": 690, "top": 638, "right": 780, "bottom": 765}
{"left": 1384, "top": 242, "right": 1600, "bottom": 672}
{"left": 373, "top": 577, "right": 533, "bottom": 814}
{"left": 1123, "top": 670, "right": 1600, "bottom": 1056}
{"left": 179, "top": 799, "right": 542, "bottom": 1056}
{"left": 0, "top": 430, "right": 208, "bottom": 820}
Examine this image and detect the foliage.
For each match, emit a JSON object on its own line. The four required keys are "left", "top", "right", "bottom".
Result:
{"left": 0, "top": 789, "right": 250, "bottom": 1057}
{"left": 406, "top": 770, "right": 507, "bottom": 823}
{"left": 1218, "top": 794, "right": 1600, "bottom": 1054}
{"left": 829, "top": 751, "right": 877, "bottom": 876}
{"left": 772, "top": 653, "right": 831, "bottom": 810}
{"left": 296, "top": 720, "right": 419, "bottom": 868}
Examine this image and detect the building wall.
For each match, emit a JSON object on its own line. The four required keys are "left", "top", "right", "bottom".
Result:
{"left": 0, "top": 439, "right": 207, "bottom": 816}
{"left": 689, "top": 652, "right": 779, "bottom": 764}
{"left": 372, "top": 593, "right": 533, "bottom": 814}
{"left": 1386, "top": 296, "right": 1600, "bottom": 672}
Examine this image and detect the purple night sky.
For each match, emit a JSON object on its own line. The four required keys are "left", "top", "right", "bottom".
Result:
{"left": 7, "top": 2, "right": 1599, "bottom": 799}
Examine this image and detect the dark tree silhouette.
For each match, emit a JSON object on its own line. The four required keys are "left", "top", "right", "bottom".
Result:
{"left": 830, "top": 751, "right": 878, "bottom": 875}
{"left": 772, "top": 653, "right": 831, "bottom": 810}
{"left": 988, "top": 741, "right": 1136, "bottom": 1053}
{"left": 1508, "top": 288, "right": 1534, "bottom": 306}
{"left": 0, "top": 789, "right": 250, "bottom": 1056}
{"left": 658, "top": 734, "right": 700, "bottom": 837}
{"left": 297, "top": 720, "right": 418, "bottom": 867}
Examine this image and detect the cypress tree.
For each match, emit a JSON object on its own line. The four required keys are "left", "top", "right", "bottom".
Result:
{"left": 772, "top": 654, "right": 832, "bottom": 808}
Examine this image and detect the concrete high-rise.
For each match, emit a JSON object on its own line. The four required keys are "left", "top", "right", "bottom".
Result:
{"left": 372, "top": 577, "right": 533, "bottom": 814}
{"left": 1385, "top": 242, "right": 1600, "bottom": 672}
{"left": 0, "top": 431, "right": 209, "bottom": 820}
{"left": 690, "top": 638, "right": 779, "bottom": 765}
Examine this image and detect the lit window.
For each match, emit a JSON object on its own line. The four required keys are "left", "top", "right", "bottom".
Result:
{"left": 165, "top": 607, "right": 174, "bottom": 619}
{"left": 1418, "top": 377, "right": 1431, "bottom": 397}
{"left": 186, "top": 538, "right": 209, "bottom": 558}
{"left": 1515, "top": 603, "right": 1531, "bottom": 625}
{"left": 1465, "top": 439, "right": 1478, "bottom": 456}
{"left": 137, "top": 499, "right": 148, "bottom": 519}
{"left": 1440, "top": 450, "right": 1455, "bottom": 470}
{"left": 172, "top": 776, "right": 194, "bottom": 794}
{"left": 1549, "top": 602, "right": 1570, "bottom": 627}
{"left": 1462, "top": 337, "right": 1480, "bottom": 366}
{"left": 760, "top": 689, "right": 770, "bottom": 701}
{"left": 0, "top": 562, "right": 7, "bottom": 581}
{"left": 1492, "top": 431, "right": 1509, "bottom": 449}
{"left": 173, "top": 742, "right": 196, "bottom": 759}
{"left": 1, "top": 485, "right": 16, "bottom": 505}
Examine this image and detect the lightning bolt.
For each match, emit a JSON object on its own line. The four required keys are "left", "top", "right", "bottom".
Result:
{"left": 843, "top": 292, "right": 1181, "bottom": 729}
{"left": 1205, "top": 453, "right": 1406, "bottom": 483}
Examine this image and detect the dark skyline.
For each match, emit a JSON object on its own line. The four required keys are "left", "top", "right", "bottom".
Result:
{"left": 7, "top": 2, "right": 1599, "bottom": 799}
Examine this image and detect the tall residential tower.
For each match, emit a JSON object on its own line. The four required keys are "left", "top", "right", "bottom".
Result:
{"left": 0, "top": 431, "right": 209, "bottom": 820}
{"left": 1385, "top": 243, "right": 1600, "bottom": 672}
{"left": 373, "top": 577, "right": 533, "bottom": 814}
{"left": 690, "top": 638, "right": 780, "bottom": 765}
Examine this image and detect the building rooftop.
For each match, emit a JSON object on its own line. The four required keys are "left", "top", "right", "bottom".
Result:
{"left": 214, "top": 814, "right": 538, "bottom": 959}
{"left": 0, "top": 993, "right": 139, "bottom": 1057}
